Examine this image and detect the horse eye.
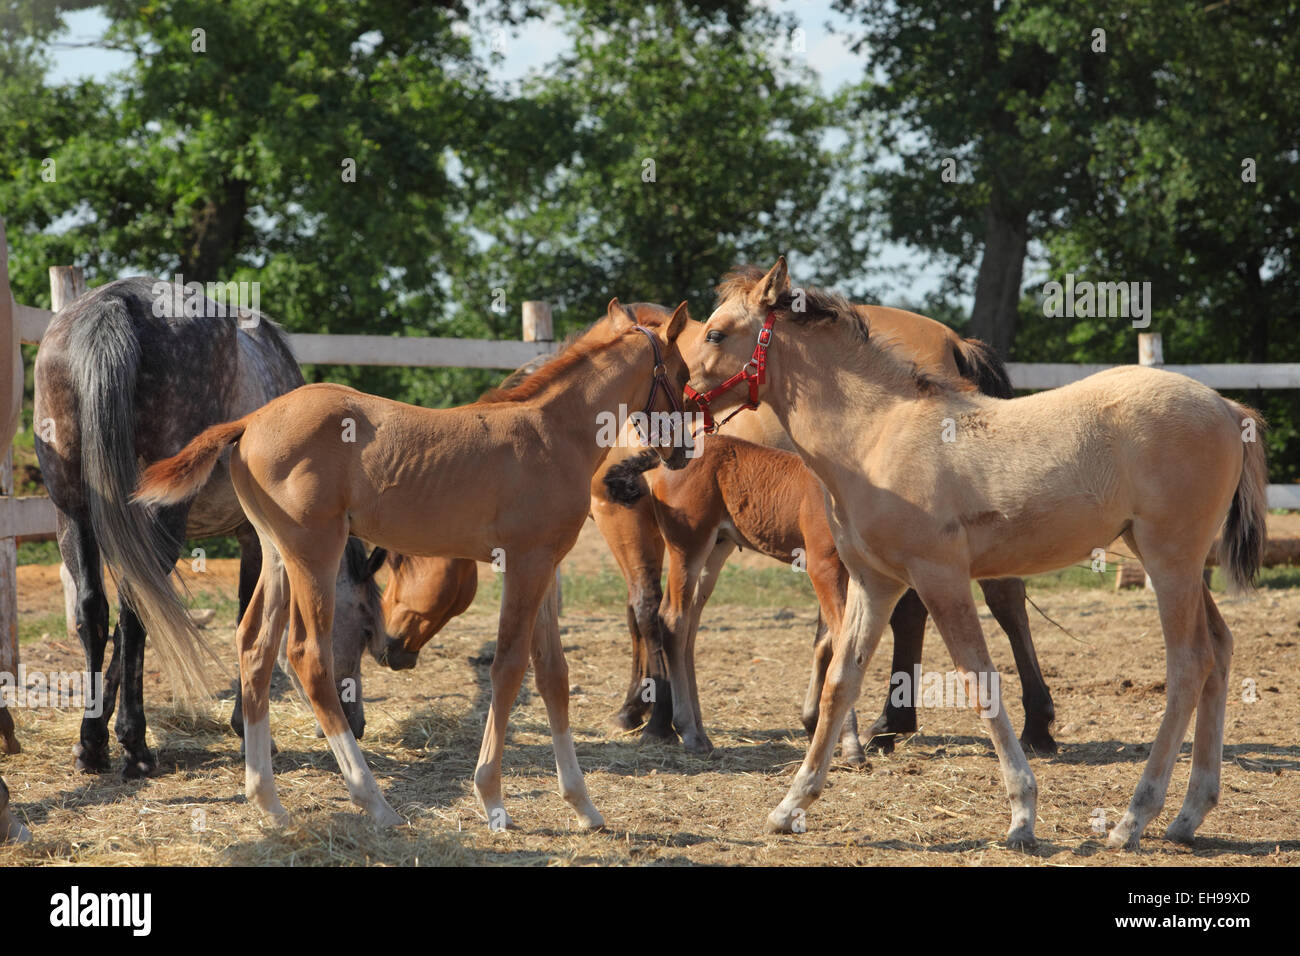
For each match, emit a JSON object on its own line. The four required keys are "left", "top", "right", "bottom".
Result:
{"left": 706, "top": 330, "right": 725, "bottom": 344}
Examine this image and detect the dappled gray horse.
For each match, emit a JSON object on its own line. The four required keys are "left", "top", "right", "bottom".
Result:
{"left": 33, "top": 277, "right": 386, "bottom": 778}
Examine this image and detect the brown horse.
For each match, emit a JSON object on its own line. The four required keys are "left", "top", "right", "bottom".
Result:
{"left": 135, "top": 301, "right": 693, "bottom": 830}
{"left": 603, "top": 432, "right": 1052, "bottom": 762}
{"left": 686, "top": 259, "right": 1268, "bottom": 850}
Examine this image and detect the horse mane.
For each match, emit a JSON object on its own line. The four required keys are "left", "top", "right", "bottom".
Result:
{"left": 476, "top": 303, "right": 674, "bottom": 405}
{"left": 475, "top": 328, "right": 622, "bottom": 404}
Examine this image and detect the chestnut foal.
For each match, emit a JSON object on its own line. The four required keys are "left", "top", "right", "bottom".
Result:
{"left": 136, "top": 301, "right": 693, "bottom": 830}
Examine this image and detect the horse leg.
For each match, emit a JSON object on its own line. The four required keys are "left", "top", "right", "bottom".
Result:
{"left": 283, "top": 546, "right": 399, "bottom": 826}
{"left": 112, "top": 504, "right": 186, "bottom": 779}
{"left": 916, "top": 574, "right": 1038, "bottom": 848}
{"left": 632, "top": 568, "right": 675, "bottom": 741}
{"left": 530, "top": 580, "right": 604, "bottom": 829}
{"left": 0, "top": 704, "right": 16, "bottom": 755}
{"left": 675, "top": 539, "right": 735, "bottom": 753}
{"left": 238, "top": 541, "right": 291, "bottom": 824}
{"left": 864, "top": 589, "right": 927, "bottom": 754}
{"left": 802, "top": 557, "right": 864, "bottom": 764}
{"left": 0, "top": 775, "right": 31, "bottom": 844}
{"left": 593, "top": 497, "right": 668, "bottom": 733}
{"left": 978, "top": 577, "right": 1057, "bottom": 753}
{"left": 229, "top": 523, "right": 263, "bottom": 739}
{"left": 1165, "top": 584, "right": 1233, "bottom": 844}
{"left": 769, "top": 569, "right": 906, "bottom": 832}
{"left": 1107, "top": 534, "right": 1214, "bottom": 850}
{"left": 474, "top": 554, "right": 556, "bottom": 829}
{"left": 57, "top": 512, "right": 113, "bottom": 773}
{"left": 654, "top": 543, "right": 710, "bottom": 753}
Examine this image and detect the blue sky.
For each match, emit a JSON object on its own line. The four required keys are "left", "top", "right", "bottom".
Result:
{"left": 44, "top": 2, "right": 951, "bottom": 305}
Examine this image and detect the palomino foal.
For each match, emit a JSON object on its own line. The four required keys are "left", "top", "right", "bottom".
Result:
{"left": 687, "top": 259, "right": 1267, "bottom": 850}
{"left": 136, "top": 301, "right": 692, "bottom": 830}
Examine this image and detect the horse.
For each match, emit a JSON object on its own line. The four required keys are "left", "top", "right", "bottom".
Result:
{"left": 134, "top": 300, "right": 693, "bottom": 830}
{"left": 603, "top": 429, "right": 1056, "bottom": 762}
{"left": 33, "top": 277, "right": 388, "bottom": 777}
{"left": 599, "top": 361, "right": 1056, "bottom": 757}
{"left": 685, "top": 259, "right": 1267, "bottom": 850}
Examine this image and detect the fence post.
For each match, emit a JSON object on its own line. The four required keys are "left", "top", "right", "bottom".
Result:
{"left": 522, "top": 301, "right": 563, "bottom": 613}
{"left": 49, "top": 267, "right": 86, "bottom": 638}
{"left": 1138, "top": 332, "right": 1163, "bottom": 367}
{"left": 0, "top": 218, "right": 20, "bottom": 724}
{"left": 1117, "top": 332, "right": 1166, "bottom": 590}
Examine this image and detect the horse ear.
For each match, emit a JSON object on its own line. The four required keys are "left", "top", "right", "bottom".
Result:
{"left": 753, "top": 256, "right": 790, "bottom": 307}
{"left": 606, "top": 297, "right": 635, "bottom": 332}
{"left": 362, "top": 547, "right": 388, "bottom": 580}
{"left": 663, "top": 301, "right": 690, "bottom": 341}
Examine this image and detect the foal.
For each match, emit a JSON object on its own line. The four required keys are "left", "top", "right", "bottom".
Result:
{"left": 605, "top": 434, "right": 1055, "bottom": 760}
{"left": 136, "top": 301, "right": 692, "bottom": 829}
{"left": 687, "top": 259, "right": 1267, "bottom": 850}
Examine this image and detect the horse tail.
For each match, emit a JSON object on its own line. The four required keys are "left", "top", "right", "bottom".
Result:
{"left": 1219, "top": 400, "right": 1269, "bottom": 594}
{"left": 134, "top": 418, "right": 249, "bottom": 508}
{"left": 67, "top": 300, "right": 218, "bottom": 699}
{"left": 601, "top": 449, "right": 662, "bottom": 505}
{"left": 951, "top": 337, "right": 1015, "bottom": 399}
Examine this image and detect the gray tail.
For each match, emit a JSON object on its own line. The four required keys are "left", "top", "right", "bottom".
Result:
{"left": 69, "top": 300, "right": 217, "bottom": 699}
{"left": 602, "top": 449, "right": 661, "bottom": 506}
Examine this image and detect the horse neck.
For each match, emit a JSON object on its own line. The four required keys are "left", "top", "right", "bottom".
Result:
{"left": 527, "top": 337, "right": 657, "bottom": 466}
{"left": 763, "top": 325, "right": 912, "bottom": 484}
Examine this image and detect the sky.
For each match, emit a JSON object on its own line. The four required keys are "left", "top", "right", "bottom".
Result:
{"left": 42, "top": 2, "right": 949, "bottom": 304}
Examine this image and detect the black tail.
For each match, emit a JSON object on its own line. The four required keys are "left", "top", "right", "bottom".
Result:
{"left": 952, "top": 337, "right": 1014, "bottom": 398}
{"left": 602, "top": 450, "right": 662, "bottom": 505}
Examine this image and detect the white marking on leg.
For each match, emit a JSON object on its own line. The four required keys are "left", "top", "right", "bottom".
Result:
{"left": 244, "top": 716, "right": 290, "bottom": 825}
{"left": 325, "top": 731, "right": 402, "bottom": 827}
{"left": 552, "top": 728, "right": 604, "bottom": 829}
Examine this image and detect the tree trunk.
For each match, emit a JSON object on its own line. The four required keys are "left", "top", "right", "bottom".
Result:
{"left": 968, "top": 197, "right": 1028, "bottom": 358}
{"left": 180, "top": 177, "right": 249, "bottom": 283}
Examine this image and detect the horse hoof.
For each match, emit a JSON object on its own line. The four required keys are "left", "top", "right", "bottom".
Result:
{"left": 766, "top": 807, "right": 806, "bottom": 834}
{"left": 1106, "top": 827, "right": 1140, "bottom": 851}
{"left": 1164, "top": 821, "right": 1196, "bottom": 845}
{"left": 0, "top": 811, "right": 31, "bottom": 845}
{"left": 639, "top": 727, "right": 679, "bottom": 746}
{"left": 72, "top": 742, "right": 112, "bottom": 774}
{"left": 121, "top": 752, "right": 158, "bottom": 780}
{"left": 839, "top": 748, "right": 867, "bottom": 767}
{"left": 372, "top": 805, "right": 404, "bottom": 828}
{"left": 576, "top": 807, "right": 606, "bottom": 830}
{"left": 608, "top": 708, "right": 647, "bottom": 733}
{"left": 1005, "top": 826, "right": 1037, "bottom": 849}
{"left": 1019, "top": 729, "right": 1058, "bottom": 755}
{"left": 865, "top": 733, "right": 897, "bottom": 755}
{"left": 682, "top": 734, "right": 714, "bottom": 756}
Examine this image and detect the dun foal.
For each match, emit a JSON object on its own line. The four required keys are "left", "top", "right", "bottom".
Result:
{"left": 604, "top": 434, "right": 1053, "bottom": 760}
{"left": 687, "top": 259, "right": 1267, "bottom": 849}
{"left": 136, "top": 301, "right": 692, "bottom": 830}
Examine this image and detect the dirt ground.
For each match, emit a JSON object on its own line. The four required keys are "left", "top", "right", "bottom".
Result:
{"left": 2, "top": 519, "right": 1297, "bottom": 867}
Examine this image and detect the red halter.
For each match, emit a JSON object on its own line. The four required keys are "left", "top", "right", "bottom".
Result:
{"left": 683, "top": 310, "right": 777, "bottom": 434}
